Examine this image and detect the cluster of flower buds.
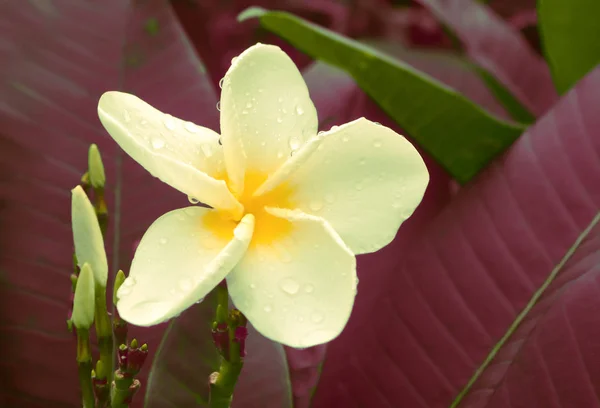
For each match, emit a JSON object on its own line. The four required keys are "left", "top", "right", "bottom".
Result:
{"left": 111, "top": 339, "right": 149, "bottom": 406}
{"left": 211, "top": 306, "right": 249, "bottom": 361}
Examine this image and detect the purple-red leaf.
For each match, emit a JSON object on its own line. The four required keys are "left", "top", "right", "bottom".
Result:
{"left": 145, "top": 290, "right": 292, "bottom": 408}
{"left": 417, "top": 0, "right": 558, "bottom": 116}
{"left": 311, "top": 66, "right": 600, "bottom": 407}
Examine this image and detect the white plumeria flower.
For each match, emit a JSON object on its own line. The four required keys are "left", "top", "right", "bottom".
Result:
{"left": 97, "top": 43, "right": 429, "bottom": 348}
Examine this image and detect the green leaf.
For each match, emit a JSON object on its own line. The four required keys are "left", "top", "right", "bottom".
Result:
{"left": 538, "top": 0, "right": 600, "bottom": 94}
{"left": 240, "top": 7, "right": 526, "bottom": 184}
{"left": 144, "top": 289, "right": 293, "bottom": 408}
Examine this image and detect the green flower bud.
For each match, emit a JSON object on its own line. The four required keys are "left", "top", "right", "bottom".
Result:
{"left": 113, "top": 270, "right": 126, "bottom": 305}
{"left": 71, "top": 185, "right": 108, "bottom": 287}
{"left": 71, "top": 263, "right": 95, "bottom": 329}
{"left": 88, "top": 144, "right": 106, "bottom": 188}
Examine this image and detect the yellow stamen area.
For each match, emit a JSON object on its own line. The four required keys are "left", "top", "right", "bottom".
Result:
{"left": 202, "top": 171, "right": 294, "bottom": 248}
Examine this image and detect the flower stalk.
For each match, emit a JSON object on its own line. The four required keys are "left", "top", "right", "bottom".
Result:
{"left": 111, "top": 339, "right": 148, "bottom": 408}
{"left": 76, "top": 329, "right": 95, "bottom": 408}
{"left": 208, "top": 283, "right": 249, "bottom": 408}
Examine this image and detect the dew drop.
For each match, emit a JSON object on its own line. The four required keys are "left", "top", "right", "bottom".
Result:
{"left": 276, "top": 117, "right": 283, "bottom": 123}
{"left": 297, "top": 316, "right": 305, "bottom": 322}
{"left": 184, "top": 121, "right": 199, "bottom": 133}
{"left": 249, "top": 283, "right": 257, "bottom": 289}
{"left": 219, "top": 78, "right": 224, "bottom": 88}
{"left": 342, "top": 136, "right": 349, "bottom": 143}
{"left": 282, "top": 108, "right": 288, "bottom": 114}
{"left": 374, "top": 140, "right": 382, "bottom": 148}
{"left": 246, "top": 102, "right": 253, "bottom": 108}
{"left": 304, "top": 284, "right": 315, "bottom": 293}
{"left": 288, "top": 135, "right": 301, "bottom": 151}
{"left": 140, "top": 119, "right": 148, "bottom": 126}
{"left": 163, "top": 114, "right": 176, "bottom": 130}
{"left": 159, "top": 237, "right": 168, "bottom": 245}
{"left": 216, "top": 101, "right": 221, "bottom": 111}
{"left": 295, "top": 105, "right": 304, "bottom": 115}
{"left": 151, "top": 138, "right": 165, "bottom": 149}
{"left": 278, "top": 97, "right": 283, "bottom": 103}
{"left": 276, "top": 151, "right": 284, "bottom": 159}
{"left": 309, "top": 200, "right": 323, "bottom": 211}
{"left": 264, "top": 304, "right": 273, "bottom": 313}
{"left": 324, "top": 194, "right": 335, "bottom": 204}
{"left": 258, "top": 88, "right": 264, "bottom": 93}
{"left": 201, "top": 144, "right": 213, "bottom": 157}
{"left": 279, "top": 277, "right": 300, "bottom": 295}
{"left": 231, "top": 56, "right": 237, "bottom": 64}
{"left": 242, "top": 110, "right": 248, "bottom": 115}
{"left": 311, "top": 312, "right": 324, "bottom": 323}
{"left": 179, "top": 277, "right": 193, "bottom": 292}
{"left": 188, "top": 196, "right": 200, "bottom": 204}
{"left": 123, "top": 110, "right": 131, "bottom": 123}
{"left": 260, "top": 141, "right": 266, "bottom": 147}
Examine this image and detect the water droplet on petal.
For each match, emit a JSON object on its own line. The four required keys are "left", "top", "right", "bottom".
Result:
{"left": 295, "top": 105, "right": 304, "bottom": 115}
{"left": 342, "top": 136, "right": 349, "bottom": 143}
{"left": 179, "top": 277, "right": 193, "bottom": 292}
{"left": 184, "top": 121, "right": 200, "bottom": 133}
{"left": 304, "top": 284, "right": 314, "bottom": 293}
{"left": 201, "top": 144, "right": 213, "bottom": 157}
{"left": 276, "top": 117, "right": 283, "bottom": 123}
{"left": 123, "top": 110, "right": 131, "bottom": 123}
{"left": 279, "top": 277, "right": 300, "bottom": 295}
{"left": 278, "top": 97, "right": 283, "bottom": 103}
{"left": 140, "top": 119, "right": 148, "bottom": 126}
{"left": 249, "top": 283, "right": 256, "bottom": 289}
{"left": 374, "top": 140, "right": 382, "bottom": 148}
{"left": 231, "top": 57, "right": 237, "bottom": 64}
{"left": 277, "top": 151, "right": 284, "bottom": 159}
{"left": 188, "top": 196, "right": 200, "bottom": 204}
{"left": 289, "top": 135, "right": 301, "bottom": 151}
{"left": 159, "top": 238, "right": 168, "bottom": 245}
{"left": 309, "top": 200, "right": 323, "bottom": 211}
{"left": 163, "top": 114, "right": 176, "bottom": 130}
{"left": 311, "top": 311, "right": 324, "bottom": 323}
{"left": 219, "top": 78, "right": 224, "bottom": 88}
{"left": 242, "top": 110, "right": 248, "bottom": 115}
{"left": 246, "top": 102, "right": 253, "bottom": 108}
{"left": 324, "top": 194, "right": 335, "bottom": 204}
{"left": 297, "top": 316, "right": 305, "bottom": 322}
{"left": 258, "top": 88, "right": 264, "bottom": 93}
{"left": 216, "top": 101, "right": 221, "bottom": 111}
{"left": 264, "top": 304, "right": 272, "bottom": 313}
{"left": 151, "top": 138, "right": 165, "bottom": 149}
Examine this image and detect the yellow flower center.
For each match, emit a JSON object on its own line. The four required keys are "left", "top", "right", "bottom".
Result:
{"left": 202, "top": 171, "right": 293, "bottom": 248}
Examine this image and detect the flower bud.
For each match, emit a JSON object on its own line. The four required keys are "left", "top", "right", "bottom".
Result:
{"left": 88, "top": 144, "right": 106, "bottom": 189}
{"left": 71, "top": 263, "right": 95, "bottom": 329}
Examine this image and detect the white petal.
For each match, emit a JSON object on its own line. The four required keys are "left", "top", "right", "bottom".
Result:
{"left": 98, "top": 92, "right": 242, "bottom": 216}
{"left": 220, "top": 43, "right": 318, "bottom": 195}
{"left": 227, "top": 207, "right": 356, "bottom": 348}
{"left": 116, "top": 207, "right": 254, "bottom": 326}
{"left": 71, "top": 186, "right": 108, "bottom": 287}
{"left": 258, "top": 118, "right": 429, "bottom": 254}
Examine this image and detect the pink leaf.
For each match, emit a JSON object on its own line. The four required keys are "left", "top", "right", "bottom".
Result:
{"left": 312, "top": 66, "right": 600, "bottom": 407}
{"left": 417, "top": 0, "right": 558, "bottom": 116}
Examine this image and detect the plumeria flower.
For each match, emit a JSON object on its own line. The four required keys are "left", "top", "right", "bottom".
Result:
{"left": 97, "top": 43, "right": 428, "bottom": 348}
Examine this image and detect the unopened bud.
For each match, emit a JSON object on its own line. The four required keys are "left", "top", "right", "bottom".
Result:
{"left": 118, "top": 344, "right": 128, "bottom": 370}
{"left": 113, "top": 270, "right": 126, "bottom": 305}
{"left": 71, "top": 185, "right": 108, "bottom": 288}
{"left": 233, "top": 326, "right": 248, "bottom": 358}
{"left": 127, "top": 342, "right": 148, "bottom": 374}
{"left": 71, "top": 263, "right": 95, "bottom": 329}
{"left": 88, "top": 144, "right": 106, "bottom": 188}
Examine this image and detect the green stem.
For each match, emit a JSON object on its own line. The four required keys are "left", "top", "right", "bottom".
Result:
{"left": 111, "top": 371, "right": 139, "bottom": 408}
{"left": 95, "top": 285, "right": 113, "bottom": 387}
{"left": 208, "top": 283, "right": 245, "bottom": 408}
{"left": 76, "top": 329, "right": 95, "bottom": 408}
